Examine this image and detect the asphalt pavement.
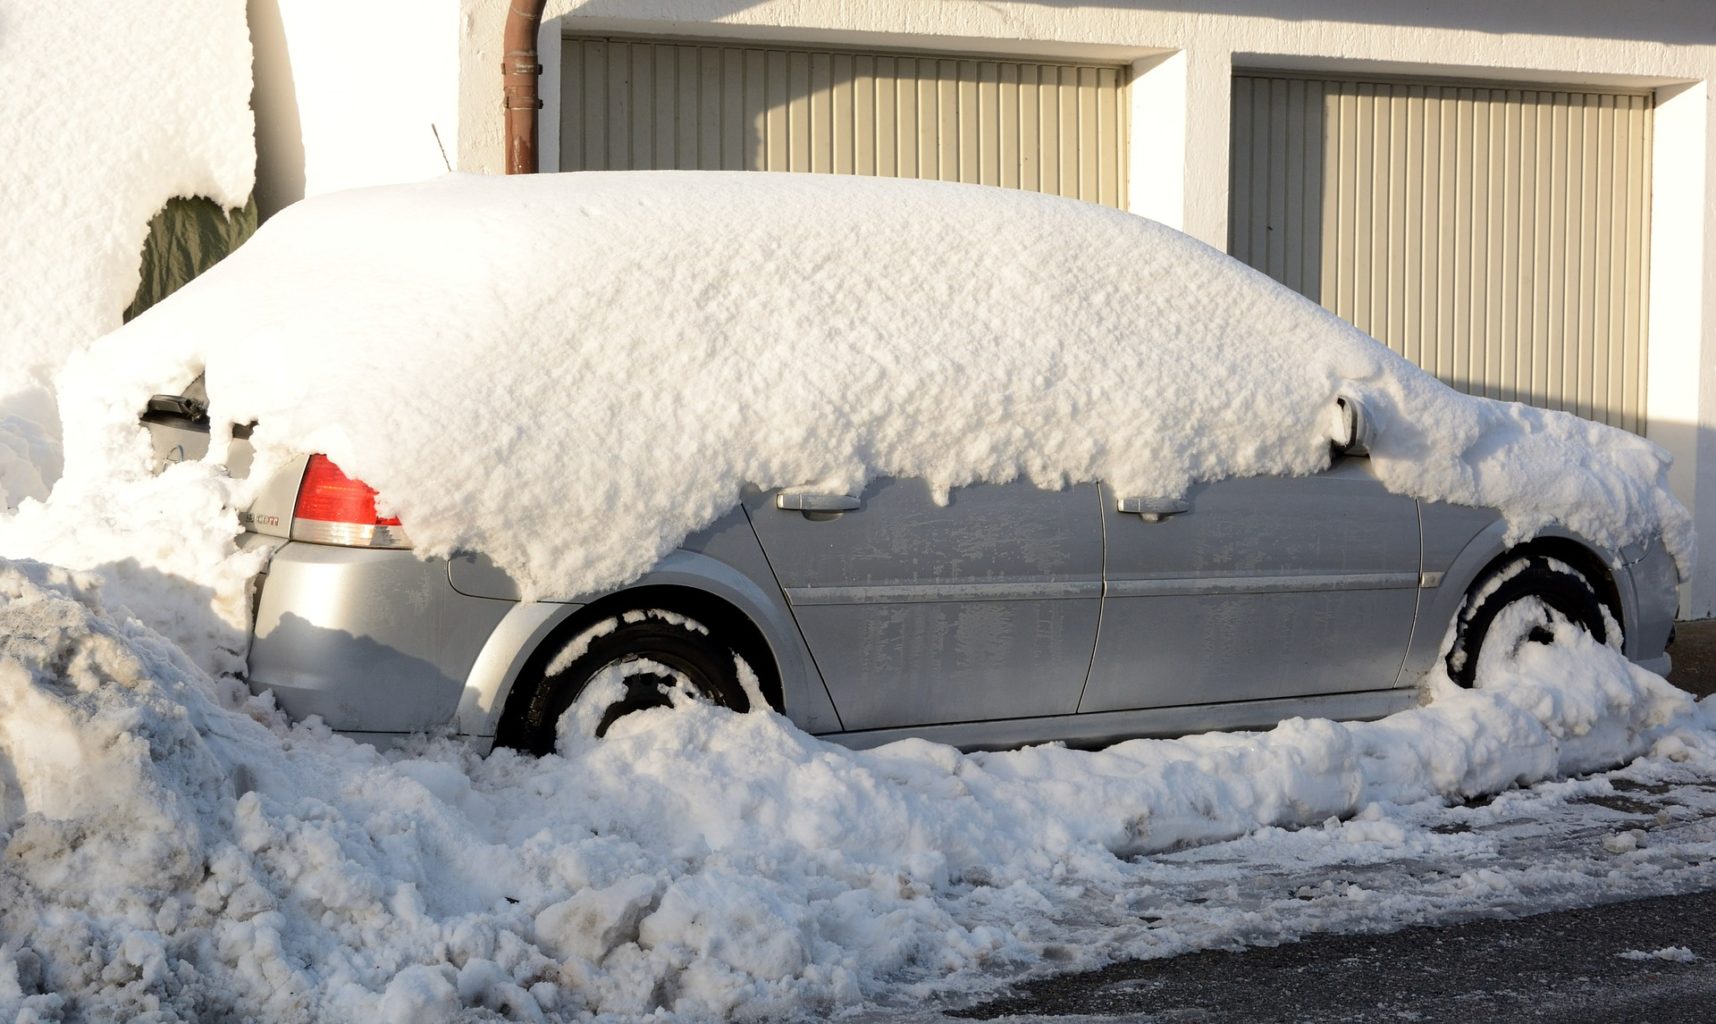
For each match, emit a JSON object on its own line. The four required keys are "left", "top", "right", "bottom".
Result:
{"left": 1668, "top": 618, "right": 1716, "bottom": 699}
{"left": 952, "top": 888, "right": 1716, "bottom": 1023}
{"left": 940, "top": 619, "right": 1716, "bottom": 1023}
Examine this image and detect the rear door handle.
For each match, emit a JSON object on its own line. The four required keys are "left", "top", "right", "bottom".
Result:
{"left": 1117, "top": 496, "right": 1189, "bottom": 522}
{"left": 777, "top": 493, "right": 861, "bottom": 512}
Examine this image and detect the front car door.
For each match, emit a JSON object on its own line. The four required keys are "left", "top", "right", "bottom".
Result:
{"left": 744, "top": 477, "right": 1102, "bottom": 731}
{"left": 1082, "top": 458, "right": 1422, "bottom": 712}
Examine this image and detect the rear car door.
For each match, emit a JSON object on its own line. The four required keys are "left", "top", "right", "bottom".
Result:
{"left": 1081, "top": 458, "right": 1422, "bottom": 712}
{"left": 744, "top": 477, "right": 1102, "bottom": 731}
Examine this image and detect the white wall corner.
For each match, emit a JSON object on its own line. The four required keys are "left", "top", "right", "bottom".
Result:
{"left": 1176, "top": 47, "right": 1235, "bottom": 250}
{"left": 1643, "top": 79, "right": 1713, "bottom": 617}
{"left": 1127, "top": 52, "right": 1186, "bottom": 228}
{"left": 537, "top": 16, "right": 563, "bottom": 173}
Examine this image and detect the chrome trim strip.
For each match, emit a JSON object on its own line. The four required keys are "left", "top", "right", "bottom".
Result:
{"left": 1105, "top": 571, "right": 1420, "bottom": 598}
{"left": 777, "top": 492, "right": 861, "bottom": 512}
{"left": 1419, "top": 570, "right": 1445, "bottom": 589}
{"left": 289, "top": 517, "right": 414, "bottom": 549}
{"left": 785, "top": 580, "right": 1103, "bottom": 606}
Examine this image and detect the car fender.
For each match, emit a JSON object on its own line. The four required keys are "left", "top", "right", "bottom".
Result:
{"left": 454, "top": 547, "right": 839, "bottom": 743}
{"left": 1400, "top": 516, "right": 1638, "bottom": 686}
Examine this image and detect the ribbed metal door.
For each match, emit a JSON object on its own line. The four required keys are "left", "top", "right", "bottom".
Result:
{"left": 562, "top": 36, "right": 1128, "bottom": 208}
{"left": 1231, "top": 74, "right": 1652, "bottom": 431}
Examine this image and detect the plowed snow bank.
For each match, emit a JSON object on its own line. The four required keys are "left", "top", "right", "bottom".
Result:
{"left": 1, "top": 558, "right": 1708, "bottom": 1020}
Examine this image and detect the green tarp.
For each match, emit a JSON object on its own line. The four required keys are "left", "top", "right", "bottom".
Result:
{"left": 123, "top": 195, "right": 258, "bottom": 322}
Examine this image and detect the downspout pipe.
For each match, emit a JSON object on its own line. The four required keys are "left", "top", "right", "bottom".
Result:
{"left": 503, "top": 0, "right": 549, "bottom": 174}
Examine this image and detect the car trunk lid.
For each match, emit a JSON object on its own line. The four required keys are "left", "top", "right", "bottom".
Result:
{"left": 141, "top": 379, "right": 304, "bottom": 540}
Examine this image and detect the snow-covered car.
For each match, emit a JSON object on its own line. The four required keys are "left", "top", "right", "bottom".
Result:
{"left": 115, "top": 172, "right": 1685, "bottom": 754}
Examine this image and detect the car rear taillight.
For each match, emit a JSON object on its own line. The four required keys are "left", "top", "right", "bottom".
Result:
{"left": 290, "top": 455, "right": 411, "bottom": 549}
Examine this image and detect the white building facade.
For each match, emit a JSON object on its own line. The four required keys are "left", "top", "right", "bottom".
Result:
{"left": 253, "top": 0, "right": 1716, "bottom": 616}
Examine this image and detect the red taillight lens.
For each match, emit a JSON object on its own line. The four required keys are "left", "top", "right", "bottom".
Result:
{"left": 291, "top": 455, "right": 410, "bottom": 548}
{"left": 295, "top": 455, "right": 399, "bottom": 525}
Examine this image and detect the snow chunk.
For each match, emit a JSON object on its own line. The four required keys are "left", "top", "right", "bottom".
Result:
{"left": 534, "top": 874, "right": 659, "bottom": 962}
{"left": 378, "top": 965, "right": 459, "bottom": 1023}
{"left": 68, "top": 172, "right": 1691, "bottom": 600}
{"left": 1603, "top": 829, "right": 1645, "bottom": 854}
{"left": 1618, "top": 946, "right": 1699, "bottom": 963}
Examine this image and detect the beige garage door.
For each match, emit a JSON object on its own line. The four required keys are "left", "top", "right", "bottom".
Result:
{"left": 1230, "top": 73, "right": 1653, "bottom": 431}
{"left": 561, "top": 36, "right": 1128, "bottom": 208}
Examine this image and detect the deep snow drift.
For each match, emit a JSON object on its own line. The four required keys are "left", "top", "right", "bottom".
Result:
{"left": 61, "top": 172, "right": 1690, "bottom": 603}
{"left": 2, "top": 553, "right": 1713, "bottom": 1022}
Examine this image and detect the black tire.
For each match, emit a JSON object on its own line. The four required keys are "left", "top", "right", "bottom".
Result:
{"left": 511, "top": 611, "right": 751, "bottom": 755}
{"left": 1446, "top": 555, "right": 1611, "bottom": 688}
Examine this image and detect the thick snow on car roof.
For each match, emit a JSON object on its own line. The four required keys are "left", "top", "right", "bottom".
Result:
{"left": 72, "top": 171, "right": 1690, "bottom": 597}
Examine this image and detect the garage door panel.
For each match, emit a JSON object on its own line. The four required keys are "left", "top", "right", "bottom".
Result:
{"left": 1233, "top": 73, "right": 1652, "bottom": 431}
{"left": 565, "top": 35, "right": 1127, "bottom": 208}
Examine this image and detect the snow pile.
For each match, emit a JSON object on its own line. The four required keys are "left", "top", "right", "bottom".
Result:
{"left": 0, "top": 457, "right": 265, "bottom": 675}
{"left": 0, "top": 411, "right": 60, "bottom": 511}
{"left": 62, "top": 172, "right": 1690, "bottom": 602}
{"left": 2, "top": 554, "right": 1712, "bottom": 1021}
{"left": 1618, "top": 946, "right": 1699, "bottom": 963}
{"left": 0, "top": 0, "right": 253, "bottom": 499}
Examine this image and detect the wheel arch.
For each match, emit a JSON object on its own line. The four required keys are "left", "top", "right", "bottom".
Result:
{"left": 455, "top": 549, "right": 824, "bottom": 746}
{"left": 1401, "top": 520, "right": 1636, "bottom": 685}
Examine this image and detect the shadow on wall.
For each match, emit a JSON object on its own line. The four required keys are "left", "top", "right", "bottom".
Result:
{"left": 560, "top": 0, "right": 1716, "bottom": 45}
{"left": 555, "top": 34, "right": 1128, "bottom": 208}
{"left": 247, "top": 0, "right": 305, "bottom": 220}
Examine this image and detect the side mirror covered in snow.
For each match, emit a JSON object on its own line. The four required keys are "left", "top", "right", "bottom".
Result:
{"left": 1336, "top": 396, "right": 1375, "bottom": 457}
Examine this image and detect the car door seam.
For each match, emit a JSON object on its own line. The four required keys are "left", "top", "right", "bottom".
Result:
{"left": 738, "top": 501, "right": 848, "bottom": 732}
{"left": 1072, "top": 480, "right": 1108, "bottom": 714}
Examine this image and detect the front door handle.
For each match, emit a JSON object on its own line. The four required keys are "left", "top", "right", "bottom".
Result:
{"left": 1117, "top": 496, "right": 1189, "bottom": 522}
{"left": 777, "top": 492, "right": 861, "bottom": 512}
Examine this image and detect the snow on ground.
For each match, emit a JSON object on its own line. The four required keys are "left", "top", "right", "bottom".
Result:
{"left": 1619, "top": 947, "right": 1701, "bottom": 963}
{"left": 2, "top": 549, "right": 1714, "bottom": 1022}
{"left": 0, "top": 0, "right": 253, "bottom": 505}
{"left": 62, "top": 172, "right": 1690, "bottom": 606}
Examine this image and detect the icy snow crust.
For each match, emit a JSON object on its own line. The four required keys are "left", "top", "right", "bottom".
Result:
{"left": 3, "top": 554, "right": 1714, "bottom": 1021}
{"left": 70, "top": 172, "right": 1691, "bottom": 600}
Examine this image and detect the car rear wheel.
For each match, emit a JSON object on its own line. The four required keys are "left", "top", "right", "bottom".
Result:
{"left": 1446, "top": 555, "right": 1611, "bottom": 688}
{"left": 512, "top": 609, "right": 752, "bottom": 754}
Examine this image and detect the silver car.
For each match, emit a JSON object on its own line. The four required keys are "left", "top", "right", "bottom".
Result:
{"left": 141, "top": 381, "right": 1679, "bottom": 755}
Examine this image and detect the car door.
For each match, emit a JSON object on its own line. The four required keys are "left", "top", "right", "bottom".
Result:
{"left": 1080, "top": 458, "right": 1421, "bottom": 713}
{"left": 744, "top": 477, "right": 1103, "bottom": 731}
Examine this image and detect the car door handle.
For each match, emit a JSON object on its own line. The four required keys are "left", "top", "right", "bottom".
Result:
{"left": 1117, "top": 496, "right": 1189, "bottom": 522}
{"left": 777, "top": 492, "right": 861, "bottom": 512}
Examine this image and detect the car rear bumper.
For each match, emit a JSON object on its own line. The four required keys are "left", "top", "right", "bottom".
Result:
{"left": 247, "top": 541, "right": 514, "bottom": 733}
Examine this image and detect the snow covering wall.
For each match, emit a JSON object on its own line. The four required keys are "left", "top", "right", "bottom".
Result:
{"left": 0, "top": 0, "right": 254, "bottom": 504}
{"left": 72, "top": 172, "right": 1691, "bottom": 604}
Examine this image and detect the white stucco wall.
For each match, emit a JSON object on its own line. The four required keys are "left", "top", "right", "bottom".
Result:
{"left": 277, "top": 0, "right": 1716, "bottom": 616}
{"left": 250, "top": 0, "right": 461, "bottom": 217}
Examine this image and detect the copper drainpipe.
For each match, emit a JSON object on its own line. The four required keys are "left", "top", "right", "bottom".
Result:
{"left": 503, "top": 0, "right": 549, "bottom": 173}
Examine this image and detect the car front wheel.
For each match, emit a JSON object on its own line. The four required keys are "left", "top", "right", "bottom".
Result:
{"left": 1445, "top": 555, "right": 1612, "bottom": 688}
